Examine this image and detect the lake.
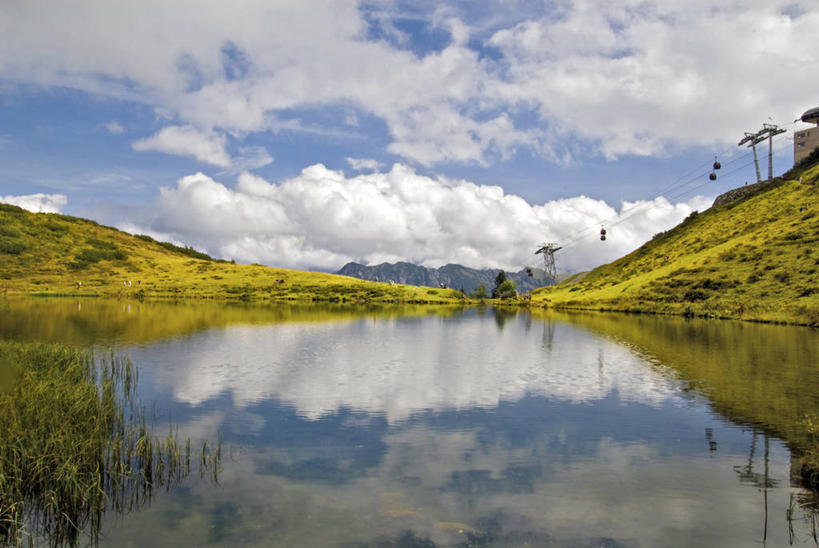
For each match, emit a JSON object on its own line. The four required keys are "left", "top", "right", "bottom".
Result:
{"left": 1, "top": 298, "right": 818, "bottom": 547}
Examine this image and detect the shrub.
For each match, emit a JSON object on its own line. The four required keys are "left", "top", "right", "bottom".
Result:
{"left": 44, "top": 221, "right": 69, "bottom": 234}
{"left": 684, "top": 289, "right": 709, "bottom": 302}
{"left": 70, "top": 241, "right": 127, "bottom": 269}
{"left": 0, "top": 203, "right": 24, "bottom": 214}
{"left": 156, "top": 241, "right": 213, "bottom": 261}
{"left": 495, "top": 279, "right": 517, "bottom": 299}
{"left": 0, "top": 237, "right": 27, "bottom": 255}
{"left": 773, "top": 271, "right": 791, "bottom": 283}
{"left": 0, "top": 226, "right": 21, "bottom": 238}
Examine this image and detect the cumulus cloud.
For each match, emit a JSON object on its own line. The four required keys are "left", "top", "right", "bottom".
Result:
{"left": 128, "top": 165, "right": 708, "bottom": 272}
{"left": 1, "top": 1, "right": 815, "bottom": 166}
{"left": 2, "top": 193, "right": 67, "bottom": 213}
{"left": 132, "top": 125, "right": 231, "bottom": 167}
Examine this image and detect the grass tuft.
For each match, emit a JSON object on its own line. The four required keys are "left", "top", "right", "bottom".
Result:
{"left": 0, "top": 342, "right": 220, "bottom": 546}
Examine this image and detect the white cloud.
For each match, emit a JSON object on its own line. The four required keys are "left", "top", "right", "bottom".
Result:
{"left": 2, "top": 1, "right": 815, "bottom": 166}
{"left": 131, "top": 125, "right": 273, "bottom": 171}
{"left": 2, "top": 193, "right": 67, "bottom": 213}
{"left": 231, "top": 146, "right": 273, "bottom": 172}
{"left": 105, "top": 121, "right": 124, "bottom": 134}
{"left": 345, "top": 157, "right": 383, "bottom": 171}
{"left": 127, "top": 165, "right": 708, "bottom": 272}
{"left": 132, "top": 125, "right": 231, "bottom": 168}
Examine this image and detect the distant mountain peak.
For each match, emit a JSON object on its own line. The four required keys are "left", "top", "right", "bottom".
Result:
{"left": 336, "top": 261, "right": 554, "bottom": 293}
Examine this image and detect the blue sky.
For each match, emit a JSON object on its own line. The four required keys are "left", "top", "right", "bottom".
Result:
{"left": 0, "top": 0, "right": 815, "bottom": 272}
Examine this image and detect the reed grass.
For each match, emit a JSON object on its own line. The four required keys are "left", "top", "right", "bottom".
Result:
{"left": 0, "top": 342, "right": 221, "bottom": 546}
{"left": 800, "top": 414, "right": 819, "bottom": 489}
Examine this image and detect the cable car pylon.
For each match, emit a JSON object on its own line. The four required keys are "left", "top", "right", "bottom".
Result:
{"left": 535, "top": 242, "right": 562, "bottom": 285}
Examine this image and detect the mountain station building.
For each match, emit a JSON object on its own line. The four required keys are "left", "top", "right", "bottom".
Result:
{"left": 794, "top": 106, "right": 819, "bottom": 163}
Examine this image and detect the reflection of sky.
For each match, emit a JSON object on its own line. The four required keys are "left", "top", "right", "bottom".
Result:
{"left": 104, "top": 309, "right": 819, "bottom": 546}
{"left": 129, "top": 310, "right": 686, "bottom": 423}
{"left": 100, "top": 392, "right": 805, "bottom": 547}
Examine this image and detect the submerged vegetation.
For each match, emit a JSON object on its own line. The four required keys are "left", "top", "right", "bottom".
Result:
{"left": 533, "top": 162, "right": 819, "bottom": 326}
{"left": 0, "top": 342, "right": 221, "bottom": 546}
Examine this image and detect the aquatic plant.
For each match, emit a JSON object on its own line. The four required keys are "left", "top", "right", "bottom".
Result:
{"left": 0, "top": 342, "right": 221, "bottom": 546}
{"left": 800, "top": 414, "right": 819, "bottom": 489}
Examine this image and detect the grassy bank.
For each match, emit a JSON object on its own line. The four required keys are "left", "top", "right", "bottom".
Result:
{"left": 532, "top": 162, "right": 819, "bottom": 326}
{"left": 0, "top": 204, "right": 464, "bottom": 304}
{"left": 0, "top": 342, "right": 219, "bottom": 546}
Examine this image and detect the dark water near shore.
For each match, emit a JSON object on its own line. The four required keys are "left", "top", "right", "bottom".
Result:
{"left": 2, "top": 298, "right": 818, "bottom": 547}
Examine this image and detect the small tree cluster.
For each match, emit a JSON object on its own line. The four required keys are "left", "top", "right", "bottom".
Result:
{"left": 492, "top": 270, "right": 517, "bottom": 299}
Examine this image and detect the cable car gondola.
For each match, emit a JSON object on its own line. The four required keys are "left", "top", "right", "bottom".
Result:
{"left": 600, "top": 227, "right": 607, "bottom": 241}
{"left": 709, "top": 171, "right": 717, "bottom": 181}
{"left": 713, "top": 156, "right": 721, "bottom": 170}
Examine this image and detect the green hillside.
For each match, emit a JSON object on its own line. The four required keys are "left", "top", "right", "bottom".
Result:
{"left": 533, "top": 160, "right": 819, "bottom": 326}
{"left": 0, "top": 205, "right": 465, "bottom": 304}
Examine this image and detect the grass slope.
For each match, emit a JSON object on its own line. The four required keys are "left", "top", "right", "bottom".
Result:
{"left": 0, "top": 206, "right": 464, "bottom": 303}
{"left": 533, "top": 162, "right": 819, "bottom": 325}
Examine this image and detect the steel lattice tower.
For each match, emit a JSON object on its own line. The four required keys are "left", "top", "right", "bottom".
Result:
{"left": 535, "top": 242, "right": 562, "bottom": 285}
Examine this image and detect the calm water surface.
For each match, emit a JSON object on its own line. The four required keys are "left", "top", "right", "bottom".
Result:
{"left": 2, "top": 299, "right": 818, "bottom": 547}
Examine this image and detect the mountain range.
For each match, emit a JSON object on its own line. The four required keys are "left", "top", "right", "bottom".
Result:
{"left": 336, "top": 261, "right": 555, "bottom": 294}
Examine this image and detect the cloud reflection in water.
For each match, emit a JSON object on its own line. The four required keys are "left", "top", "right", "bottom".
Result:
{"left": 135, "top": 310, "right": 684, "bottom": 422}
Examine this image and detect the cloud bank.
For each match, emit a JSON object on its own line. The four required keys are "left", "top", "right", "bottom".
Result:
{"left": 130, "top": 165, "right": 710, "bottom": 272}
{"left": 1, "top": 1, "right": 816, "bottom": 166}
{"left": 2, "top": 193, "right": 67, "bottom": 213}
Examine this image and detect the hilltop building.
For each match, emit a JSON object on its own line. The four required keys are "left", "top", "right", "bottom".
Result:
{"left": 794, "top": 106, "right": 819, "bottom": 163}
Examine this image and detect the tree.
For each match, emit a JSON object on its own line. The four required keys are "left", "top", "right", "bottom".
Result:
{"left": 492, "top": 270, "right": 509, "bottom": 298}
{"left": 472, "top": 284, "right": 488, "bottom": 299}
{"left": 495, "top": 279, "right": 517, "bottom": 299}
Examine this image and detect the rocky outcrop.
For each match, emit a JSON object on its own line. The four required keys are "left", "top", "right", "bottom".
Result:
{"left": 712, "top": 179, "right": 777, "bottom": 208}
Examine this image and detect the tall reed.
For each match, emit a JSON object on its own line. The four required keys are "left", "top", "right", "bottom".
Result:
{"left": 0, "top": 342, "right": 221, "bottom": 546}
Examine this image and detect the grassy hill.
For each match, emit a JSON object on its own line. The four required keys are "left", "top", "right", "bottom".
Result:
{"left": 532, "top": 160, "right": 819, "bottom": 326}
{"left": 0, "top": 205, "right": 465, "bottom": 304}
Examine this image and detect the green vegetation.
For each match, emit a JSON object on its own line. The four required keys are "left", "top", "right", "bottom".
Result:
{"left": 533, "top": 161, "right": 819, "bottom": 326}
{"left": 0, "top": 206, "right": 465, "bottom": 304}
{"left": 494, "top": 280, "right": 517, "bottom": 299}
{"left": 0, "top": 342, "right": 220, "bottom": 546}
{"left": 491, "top": 270, "right": 518, "bottom": 299}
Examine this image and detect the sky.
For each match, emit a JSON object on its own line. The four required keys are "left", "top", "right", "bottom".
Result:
{"left": 1, "top": 0, "right": 816, "bottom": 273}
